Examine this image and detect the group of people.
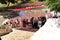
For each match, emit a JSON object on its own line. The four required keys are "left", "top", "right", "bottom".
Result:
{"left": 4, "top": 16, "right": 46, "bottom": 29}
{"left": 4, "top": 19, "right": 21, "bottom": 28}
{"left": 22, "top": 16, "right": 46, "bottom": 29}
{"left": 30, "top": 17, "right": 46, "bottom": 29}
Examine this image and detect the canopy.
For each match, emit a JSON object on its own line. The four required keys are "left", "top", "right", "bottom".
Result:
{"left": 12, "top": 5, "right": 45, "bottom": 12}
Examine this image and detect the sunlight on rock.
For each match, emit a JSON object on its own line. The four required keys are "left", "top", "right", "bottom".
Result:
{"left": 31, "top": 18, "right": 60, "bottom": 40}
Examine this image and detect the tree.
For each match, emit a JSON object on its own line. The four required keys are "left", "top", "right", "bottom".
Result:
{"left": 0, "top": 0, "right": 17, "bottom": 7}
{"left": 45, "top": 0, "right": 60, "bottom": 12}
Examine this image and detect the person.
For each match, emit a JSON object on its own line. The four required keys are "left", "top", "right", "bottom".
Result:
{"left": 10, "top": 20, "right": 15, "bottom": 28}
{"left": 14, "top": 22, "right": 17, "bottom": 28}
{"left": 10, "top": 21, "right": 13, "bottom": 28}
{"left": 33, "top": 18, "right": 39, "bottom": 29}
{"left": 38, "top": 17, "right": 42, "bottom": 28}
{"left": 5, "top": 22, "right": 8, "bottom": 25}
{"left": 16, "top": 19, "right": 20, "bottom": 27}
{"left": 30, "top": 17, "right": 34, "bottom": 27}
{"left": 41, "top": 17, "right": 46, "bottom": 27}
{"left": 22, "top": 19, "right": 26, "bottom": 27}
{"left": 25, "top": 18, "right": 28, "bottom": 25}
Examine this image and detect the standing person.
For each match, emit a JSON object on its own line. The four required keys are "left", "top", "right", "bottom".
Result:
{"left": 30, "top": 17, "right": 34, "bottom": 27}
{"left": 25, "top": 18, "right": 28, "bottom": 25}
{"left": 10, "top": 20, "right": 15, "bottom": 28}
{"left": 41, "top": 17, "right": 46, "bottom": 27}
{"left": 10, "top": 21, "right": 13, "bottom": 28}
{"left": 38, "top": 17, "right": 42, "bottom": 28}
{"left": 22, "top": 19, "right": 26, "bottom": 27}
{"left": 16, "top": 19, "right": 20, "bottom": 27}
{"left": 33, "top": 18, "right": 39, "bottom": 29}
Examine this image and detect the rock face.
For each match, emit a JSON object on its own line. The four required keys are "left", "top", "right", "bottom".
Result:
{"left": 31, "top": 18, "right": 60, "bottom": 40}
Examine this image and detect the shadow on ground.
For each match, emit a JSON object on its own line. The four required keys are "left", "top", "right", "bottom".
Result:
{"left": 0, "top": 12, "right": 18, "bottom": 19}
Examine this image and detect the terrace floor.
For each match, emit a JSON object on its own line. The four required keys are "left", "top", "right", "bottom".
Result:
{"left": 1, "top": 29, "right": 34, "bottom": 40}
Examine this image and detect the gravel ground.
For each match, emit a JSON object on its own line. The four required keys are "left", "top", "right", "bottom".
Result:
{"left": 1, "top": 29, "right": 34, "bottom": 40}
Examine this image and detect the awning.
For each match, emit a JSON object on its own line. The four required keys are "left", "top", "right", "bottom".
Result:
{"left": 11, "top": 5, "right": 45, "bottom": 12}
